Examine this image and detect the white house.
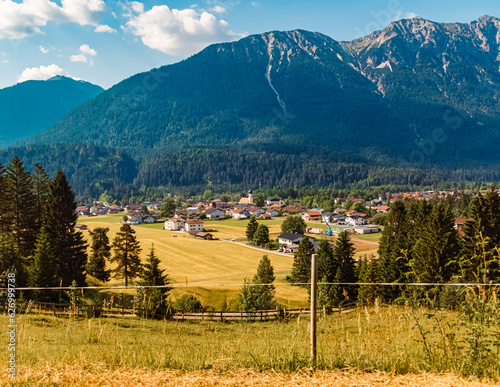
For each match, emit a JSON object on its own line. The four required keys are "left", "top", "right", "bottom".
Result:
{"left": 265, "top": 198, "right": 284, "bottom": 206}
{"left": 346, "top": 215, "right": 365, "bottom": 227}
{"left": 185, "top": 220, "right": 204, "bottom": 232}
{"left": 205, "top": 208, "right": 225, "bottom": 220}
{"left": 164, "top": 218, "right": 186, "bottom": 231}
{"left": 266, "top": 209, "right": 279, "bottom": 217}
{"left": 278, "top": 232, "right": 303, "bottom": 247}
{"left": 248, "top": 207, "right": 265, "bottom": 217}
{"left": 232, "top": 209, "right": 250, "bottom": 220}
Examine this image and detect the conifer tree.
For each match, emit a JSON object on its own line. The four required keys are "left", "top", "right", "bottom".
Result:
{"left": 246, "top": 216, "right": 258, "bottom": 243}
{"left": 4, "top": 156, "right": 38, "bottom": 259}
{"left": 378, "top": 200, "right": 411, "bottom": 301}
{"left": 87, "top": 227, "right": 112, "bottom": 282}
{"left": 0, "top": 163, "right": 7, "bottom": 233}
{"left": 135, "top": 245, "right": 171, "bottom": 318}
{"left": 357, "top": 255, "right": 380, "bottom": 306}
{"left": 316, "top": 239, "right": 336, "bottom": 308}
{"left": 43, "top": 170, "right": 88, "bottom": 286}
{"left": 32, "top": 163, "right": 50, "bottom": 231}
{"left": 253, "top": 224, "right": 270, "bottom": 246}
{"left": 410, "top": 203, "right": 459, "bottom": 284}
{"left": 289, "top": 236, "right": 315, "bottom": 285}
{"left": 332, "top": 231, "right": 357, "bottom": 304}
{"left": 111, "top": 223, "right": 142, "bottom": 286}
{"left": 29, "top": 227, "right": 57, "bottom": 301}
{"left": 254, "top": 255, "right": 275, "bottom": 309}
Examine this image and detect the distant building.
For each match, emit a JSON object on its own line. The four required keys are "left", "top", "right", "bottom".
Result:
{"left": 185, "top": 220, "right": 204, "bottom": 232}
{"left": 265, "top": 198, "right": 284, "bottom": 206}
{"left": 205, "top": 208, "right": 225, "bottom": 220}
{"left": 164, "top": 218, "right": 186, "bottom": 231}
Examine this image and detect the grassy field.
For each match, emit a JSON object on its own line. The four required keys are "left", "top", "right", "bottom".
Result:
{"left": 2, "top": 305, "right": 499, "bottom": 385}
{"left": 78, "top": 215, "right": 308, "bottom": 309}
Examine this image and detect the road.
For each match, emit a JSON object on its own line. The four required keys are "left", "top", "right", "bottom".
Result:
{"left": 220, "top": 239, "right": 292, "bottom": 257}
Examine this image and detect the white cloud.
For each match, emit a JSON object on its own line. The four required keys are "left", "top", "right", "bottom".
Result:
{"left": 70, "top": 54, "right": 87, "bottom": 62}
{"left": 0, "top": 0, "right": 105, "bottom": 40}
{"left": 125, "top": 3, "right": 244, "bottom": 56}
{"left": 210, "top": 5, "right": 226, "bottom": 13}
{"left": 94, "top": 24, "right": 116, "bottom": 33}
{"left": 79, "top": 43, "right": 97, "bottom": 56}
{"left": 393, "top": 11, "right": 419, "bottom": 21}
{"left": 70, "top": 43, "right": 97, "bottom": 65}
{"left": 17, "top": 64, "right": 73, "bottom": 82}
{"left": 39, "top": 45, "right": 49, "bottom": 54}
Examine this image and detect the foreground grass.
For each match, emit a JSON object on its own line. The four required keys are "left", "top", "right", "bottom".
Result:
{"left": 2, "top": 306, "right": 500, "bottom": 382}
{"left": 2, "top": 367, "right": 494, "bottom": 386}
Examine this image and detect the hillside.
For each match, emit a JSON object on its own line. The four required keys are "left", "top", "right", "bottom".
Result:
{"left": 6, "top": 16, "right": 500, "bottom": 195}
{"left": 0, "top": 76, "right": 103, "bottom": 147}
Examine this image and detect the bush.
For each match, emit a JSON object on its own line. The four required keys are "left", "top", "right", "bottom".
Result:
{"left": 173, "top": 294, "right": 203, "bottom": 313}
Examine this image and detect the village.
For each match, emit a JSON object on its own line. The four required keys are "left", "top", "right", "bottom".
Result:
{"left": 74, "top": 188, "right": 480, "bottom": 254}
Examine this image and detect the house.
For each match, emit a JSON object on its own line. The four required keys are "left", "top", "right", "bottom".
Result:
{"left": 75, "top": 224, "right": 88, "bottom": 231}
{"left": 232, "top": 208, "right": 250, "bottom": 220}
{"left": 265, "top": 198, "right": 284, "bottom": 206}
{"left": 266, "top": 209, "right": 279, "bottom": 217}
{"left": 185, "top": 220, "right": 204, "bottom": 232}
{"left": 455, "top": 218, "right": 467, "bottom": 236}
{"left": 284, "top": 205, "right": 306, "bottom": 214}
{"left": 205, "top": 208, "right": 225, "bottom": 220}
{"left": 75, "top": 206, "right": 89, "bottom": 216}
{"left": 125, "top": 204, "right": 142, "bottom": 212}
{"left": 107, "top": 208, "right": 121, "bottom": 215}
{"left": 270, "top": 203, "right": 284, "bottom": 210}
{"left": 164, "top": 218, "right": 186, "bottom": 231}
{"left": 278, "top": 233, "right": 304, "bottom": 247}
{"left": 90, "top": 206, "right": 106, "bottom": 215}
{"left": 239, "top": 190, "right": 254, "bottom": 205}
{"left": 192, "top": 231, "right": 214, "bottom": 240}
{"left": 247, "top": 207, "right": 265, "bottom": 217}
{"left": 376, "top": 205, "right": 390, "bottom": 213}
{"left": 302, "top": 211, "right": 321, "bottom": 222}
{"left": 174, "top": 211, "right": 188, "bottom": 219}
{"left": 127, "top": 213, "right": 144, "bottom": 225}
{"left": 148, "top": 201, "right": 163, "bottom": 210}
{"left": 346, "top": 214, "right": 366, "bottom": 227}
{"left": 355, "top": 225, "right": 380, "bottom": 234}
{"left": 260, "top": 214, "right": 272, "bottom": 220}
{"left": 332, "top": 214, "right": 346, "bottom": 224}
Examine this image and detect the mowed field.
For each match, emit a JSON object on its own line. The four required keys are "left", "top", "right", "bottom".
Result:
{"left": 79, "top": 215, "right": 380, "bottom": 309}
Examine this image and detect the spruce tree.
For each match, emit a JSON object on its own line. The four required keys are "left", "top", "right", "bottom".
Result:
{"left": 290, "top": 236, "right": 314, "bottom": 285}
{"left": 246, "top": 216, "right": 258, "bottom": 243}
{"left": 32, "top": 163, "right": 50, "bottom": 231}
{"left": 253, "top": 255, "right": 275, "bottom": 310}
{"left": 316, "top": 239, "right": 336, "bottom": 308}
{"left": 43, "top": 170, "right": 88, "bottom": 286}
{"left": 253, "top": 224, "right": 270, "bottom": 246}
{"left": 378, "top": 200, "right": 411, "bottom": 301}
{"left": 332, "top": 231, "right": 357, "bottom": 304}
{"left": 0, "top": 163, "right": 7, "bottom": 234}
{"left": 4, "top": 156, "right": 38, "bottom": 259}
{"left": 111, "top": 223, "right": 142, "bottom": 286}
{"left": 357, "top": 255, "right": 380, "bottom": 306}
{"left": 29, "top": 227, "right": 58, "bottom": 301}
{"left": 87, "top": 227, "right": 112, "bottom": 282}
{"left": 135, "top": 245, "right": 171, "bottom": 318}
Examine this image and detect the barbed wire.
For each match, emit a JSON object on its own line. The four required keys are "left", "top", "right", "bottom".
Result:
{"left": 1, "top": 282, "right": 500, "bottom": 291}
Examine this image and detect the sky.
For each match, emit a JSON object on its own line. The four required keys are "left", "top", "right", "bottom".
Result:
{"left": 1, "top": 0, "right": 500, "bottom": 89}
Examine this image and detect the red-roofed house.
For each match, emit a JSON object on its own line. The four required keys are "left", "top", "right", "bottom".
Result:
{"left": 302, "top": 212, "right": 321, "bottom": 222}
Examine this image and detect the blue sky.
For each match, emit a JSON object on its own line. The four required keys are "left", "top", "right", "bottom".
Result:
{"left": 1, "top": 0, "right": 500, "bottom": 89}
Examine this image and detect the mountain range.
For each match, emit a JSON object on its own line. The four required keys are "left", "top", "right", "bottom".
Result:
{"left": 4, "top": 16, "right": 500, "bottom": 196}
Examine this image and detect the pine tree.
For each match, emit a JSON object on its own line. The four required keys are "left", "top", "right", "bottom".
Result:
{"left": 316, "top": 239, "right": 336, "bottom": 308}
{"left": 29, "top": 227, "right": 58, "bottom": 301}
{"left": 246, "top": 216, "right": 258, "bottom": 243}
{"left": 0, "top": 163, "right": 7, "bottom": 234}
{"left": 32, "top": 163, "right": 50, "bottom": 231}
{"left": 411, "top": 203, "right": 459, "bottom": 284}
{"left": 43, "top": 170, "right": 88, "bottom": 286}
{"left": 111, "top": 223, "right": 142, "bottom": 286}
{"left": 239, "top": 255, "right": 276, "bottom": 311}
{"left": 253, "top": 224, "right": 270, "bottom": 246}
{"left": 253, "top": 255, "right": 275, "bottom": 310}
{"left": 378, "top": 200, "right": 411, "bottom": 301}
{"left": 357, "top": 255, "right": 380, "bottom": 306}
{"left": 4, "top": 156, "right": 38, "bottom": 259}
{"left": 135, "top": 245, "right": 171, "bottom": 318}
{"left": 332, "top": 231, "right": 356, "bottom": 304}
{"left": 289, "top": 236, "right": 314, "bottom": 285}
{"left": 87, "top": 227, "right": 112, "bottom": 282}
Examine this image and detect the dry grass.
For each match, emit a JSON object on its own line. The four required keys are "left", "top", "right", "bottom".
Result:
{"left": 2, "top": 365, "right": 495, "bottom": 386}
